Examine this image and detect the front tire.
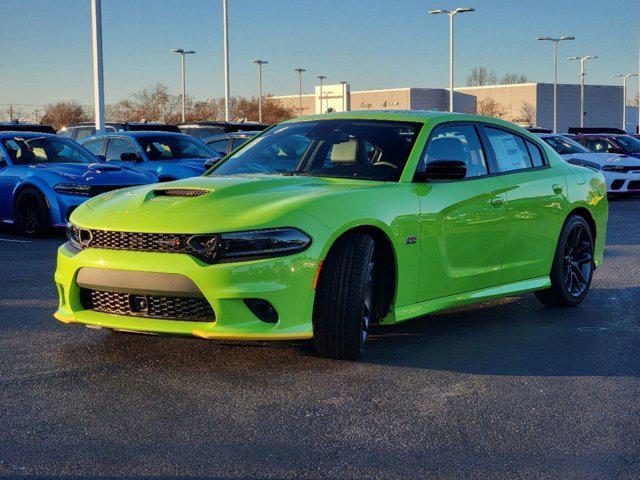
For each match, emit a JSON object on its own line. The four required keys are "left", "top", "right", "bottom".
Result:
{"left": 313, "top": 233, "right": 376, "bottom": 360}
{"left": 535, "top": 215, "right": 594, "bottom": 307}
{"left": 14, "top": 188, "right": 50, "bottom": 237}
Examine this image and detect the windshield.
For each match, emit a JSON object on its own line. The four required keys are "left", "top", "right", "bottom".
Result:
{"left": 136, "top": 135, "right": 219, "bottom": 160}
{"left": 541, "top": 135, "right": 590, "bottom": 155}
{"left": 615, "top": 135, "right": 640, "bottom": 153}
{"left": 2, "top": 136, "right": 95, "bottom": 165}
{"left": 209, "top": 120, "right": 421, "bottom": 181}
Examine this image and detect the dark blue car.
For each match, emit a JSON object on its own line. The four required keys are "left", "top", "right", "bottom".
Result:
{"left": 80, "top": 131, "right": 222, "bottom": 182}
{"left": 0, "top": 132, "right": 157, "bottom": 236}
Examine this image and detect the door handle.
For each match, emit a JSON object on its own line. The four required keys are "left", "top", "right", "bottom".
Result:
{"left": 490, "top": 195, "right": 504, "bottom": 207}
{"left": 552, "top": 184, "right": 564, "bottom": 194}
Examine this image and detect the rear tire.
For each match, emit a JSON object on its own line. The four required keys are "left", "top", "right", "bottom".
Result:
{"left": 535, "top": 215, "right": 594, "bottom": 308}
{"left": 14, "top": 188, "right": 50, "bottom": 237}
{"left": 313, "top": 233, "right": 376, "bottom": 360}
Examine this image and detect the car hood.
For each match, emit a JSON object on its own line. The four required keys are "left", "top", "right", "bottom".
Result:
{"left": 73, "top": 174, "right": 380, "bottom": 232}
{"left": 27, "top": 162, "right": 156, "bottom": 184}
{"left": 561, "top": 152, "right": 640, "bottom": 167}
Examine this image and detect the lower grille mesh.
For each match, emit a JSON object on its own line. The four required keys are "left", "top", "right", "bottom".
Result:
{"left": 80, "top": 288, "right": 214, "bottom": 322}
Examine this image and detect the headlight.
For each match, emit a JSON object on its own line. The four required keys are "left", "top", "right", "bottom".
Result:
{"left": 55, "top": 183, "right": 92, "bottom": 196}
{"left": 187, "top": 228, "right": 311, "bottom": 263}
{"left": 66, "top": 222, "right": 82, "bottom": 250}
{"left": 602, "top": 165, "right": 626, "bottom": 172}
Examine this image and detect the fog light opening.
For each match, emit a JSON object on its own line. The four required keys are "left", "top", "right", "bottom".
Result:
{"left": 244, "top": 299, "right": 279, "bottom": 324}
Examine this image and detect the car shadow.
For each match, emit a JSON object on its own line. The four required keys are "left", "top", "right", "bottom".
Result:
{"left": 360, "top": 287, "right": 640, "bottom": 376}
{"left": 46, "top": 286, "right": 639, "bottom": 380}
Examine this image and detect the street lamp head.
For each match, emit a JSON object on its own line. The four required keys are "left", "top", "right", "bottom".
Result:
{"left": 428, "top": 9, "right": 449, "bottom": 14}
{"left": 295, "top": 67, "right": 306, "bottom": 73}
{"left": 317, "top": 75, "right": 326, "bottom": 80}
{"left": 184, "top": 50, "right": 196, "bottom": 55}
{"left": 560, "top": 36, "right": 575, "bottom": 41}
{"left": 453, "top": 7, "right": 475, "bottom": 14}
{"left": 171, "top": 48, "right": 184, "bottom": 54}
{"left": 253, "top": 59, "right": 268, "bottom": 65}
{"left": 537, "top": 36, "right": 552, "bottom": 41}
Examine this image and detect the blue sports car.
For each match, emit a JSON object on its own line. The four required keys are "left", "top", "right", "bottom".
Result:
{"left": 0, "top": 132, "right": 157, "bottom": 236}
{"left": 80, "top": 131, "right": 222, "bottom": 181}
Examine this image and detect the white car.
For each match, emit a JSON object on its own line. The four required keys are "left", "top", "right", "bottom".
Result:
{"left": 538, "top": 134, "right": 640, "bottom": 194}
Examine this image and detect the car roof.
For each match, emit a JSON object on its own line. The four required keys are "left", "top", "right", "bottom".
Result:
{"left": 206, "top": 131, "right": 259, "bottom": 140}
{"left": 82, "top": 131, "right": 193, "bottom": 141}
{"left": 0, "top": 131, "right": 59, "bottom": 140}
{"left": 282, "top": 110, "right": 532, "bottom": 133}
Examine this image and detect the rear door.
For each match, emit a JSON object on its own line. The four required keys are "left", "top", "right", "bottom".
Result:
{"left": 415, "top": 123, "right": 508, "bottom": 302}
{"left": 481, "top": 126, "right": 570, "bottom": 282}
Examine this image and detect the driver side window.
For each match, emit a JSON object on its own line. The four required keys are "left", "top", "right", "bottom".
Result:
{"left": 421, "top": 125, "right": 488, "bottom": 178}
{"left": 105, "top": 138, "right": 137, "bottom": 162}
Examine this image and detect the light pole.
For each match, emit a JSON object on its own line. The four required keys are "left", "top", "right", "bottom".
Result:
{"left": 222, "top": 0, "right": 230, "bottom": 122}
{"left": 253, "top": 59, "right": 268, "bottom": 123}
{"left": 537, "top": 35, "right": 575, "bottom": 132}
{"left": 171, "top": 49, "right": 196, "bottom": 123}
{"left": 613, "top": 73, "right": 637, "bottom": 132}
{"left": 317, "top": 75, "right": 326, "bottom": 113}
{"left": 294, "top": 67, "right": 306, "bottom": 116}
{"left": 339, "top": 81, "right": 348, "bottom": 111}
{"left": 568, "top": 55, "right": 597, "bottom": 128}
{"left": 90, "top": 0, "right": 105, "bottom": 134}
{"left": 428, "top": 7, "right": 475, "bottom": 113}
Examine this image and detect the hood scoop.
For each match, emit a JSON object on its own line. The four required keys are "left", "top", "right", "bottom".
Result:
{"left": 87, "top": 163, "right": 122, "bottom": 172}
{"left": 153, "top": 188, "right": 211, "bottom": 198}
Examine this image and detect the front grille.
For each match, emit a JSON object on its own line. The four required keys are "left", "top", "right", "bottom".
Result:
{"left": 628, "top": 180, "right": 640, "bottom": 190}
{"left": 80, "top": 288, "right": 214, "bottom": 322}
{"left": 86, "top": 230, "right": 195, "bottom": 254}
{"left": 154, "top": 188, "right": 210, "bottom": 197}
{"left": 611, "top": 179, "right": 625, "bottom": 190}
{"left": 604, "top": 166, "right": 640, "bottom": 174}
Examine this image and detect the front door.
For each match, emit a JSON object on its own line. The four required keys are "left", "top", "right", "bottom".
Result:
{"left": 415, "top": 124, "right": 508, "bottom": 302}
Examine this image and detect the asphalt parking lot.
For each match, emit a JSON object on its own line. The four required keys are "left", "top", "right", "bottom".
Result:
{"left": 1, "top": 199, "right": 639, "bottom": 480}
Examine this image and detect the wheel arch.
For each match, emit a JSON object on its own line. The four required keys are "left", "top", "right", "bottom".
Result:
{"left": 568, "top": 206, "right": 597, "bottom": 240}
{"left": 320, "top": 224, "right": 398, "bottom": 321}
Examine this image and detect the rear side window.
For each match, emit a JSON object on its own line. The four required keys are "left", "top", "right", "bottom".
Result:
{"left": 75, "top": 127, "right": 95, "bottom": 141}
{"left": 208, "top": 138, "right": 229, "bottom": 154}
{"left": 484, "top": 127, "right": 532, "bottom": 172}
{"left": 231, "top": 137, "right": 249, "bottom": 150}
{"left": 421, "top": 125, "right": 488, "bottom": 178}
{"left": 83, "top": 138, "right": 106, "bottom": 156}
{"left": 584, "top": 138, "right": 610, "bottom": 153}
{"left": 526, "top": 141, "right": 545, "bottom": 167}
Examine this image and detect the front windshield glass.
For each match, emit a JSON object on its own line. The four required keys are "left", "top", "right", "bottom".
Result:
{"left": 2, "top": 136, "right": 94, "bottom": 165}
{"left": 136, "top": 135, "right": 218, "bottom": 160}
{"left": 209, "top": 120, "right": 421, "bottom": 181}
{"left": 615, "top": 135, "right": 640, "bottom": 153}
{"left": 541, "top": 135, "right": 590, "bottom": 154}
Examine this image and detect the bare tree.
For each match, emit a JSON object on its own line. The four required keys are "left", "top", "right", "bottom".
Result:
{"left": 466, "top": 66, "right": 497, "bottom": 87}
{"left": 501, "top": 73, "right": 529, "bottom": 84}
{"left": 229, "top": 95, "right": 296, "bottom": 124}
{"left": 477, "top": 97, "right": 508, "bottom": 118}
{"left": 108, "top": 84, "right": 181, "bottom": 123}
{"left": 518, "top": 101, "right": 536, "bottom": 126}
{"left": 40, "top": 102, "right": 89, "bottom": 130}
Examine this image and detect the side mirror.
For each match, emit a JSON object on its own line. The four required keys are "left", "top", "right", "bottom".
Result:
{"left": 416, "top": 160, "right": 467, "bottom": 181}
{"left": 120, "top": 152, "right": 141, "bottom": 162}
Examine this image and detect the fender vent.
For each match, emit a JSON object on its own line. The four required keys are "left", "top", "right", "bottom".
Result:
{"left": 154, "top": 188, "right": 210, "bottom": 197}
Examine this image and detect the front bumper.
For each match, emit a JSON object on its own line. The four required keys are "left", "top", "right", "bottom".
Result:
{"left": 54, "top": 243, "right": 318, "bottom": 340}
{"left": 603, "top": 171, "right": 640, "bottom": 194}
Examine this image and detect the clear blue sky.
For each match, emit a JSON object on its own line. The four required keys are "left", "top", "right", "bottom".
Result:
{"left": 1, "top": 0, "right": 638, "bottom": 111}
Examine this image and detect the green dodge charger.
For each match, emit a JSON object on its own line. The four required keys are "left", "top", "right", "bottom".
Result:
{"left": 55, "top": 111, "right": 608, "bottom": 359}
